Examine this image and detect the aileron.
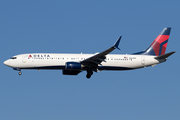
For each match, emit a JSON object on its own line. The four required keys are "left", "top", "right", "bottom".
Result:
{"left": 81, "top": 36, "right": 122, "bottom": 66}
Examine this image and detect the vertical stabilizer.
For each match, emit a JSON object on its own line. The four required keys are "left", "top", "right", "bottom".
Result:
{"left": 133, "top": 27, "right": 171, "bottom": 56}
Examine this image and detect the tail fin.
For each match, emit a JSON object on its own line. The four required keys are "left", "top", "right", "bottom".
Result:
{"left": 133, "top": 27, "right": 171, "bottom": 56}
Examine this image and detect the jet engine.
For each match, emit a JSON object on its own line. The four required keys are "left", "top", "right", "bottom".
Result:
{"left": 62, "top": 70, "right": 81, "bottom": 75}
{"left": 65, "top": 62, "right": 83, "bottom": 70}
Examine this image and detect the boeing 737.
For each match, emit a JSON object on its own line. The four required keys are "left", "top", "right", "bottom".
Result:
{"left": 4, "top": 27, "right": 175, "bottom": 78}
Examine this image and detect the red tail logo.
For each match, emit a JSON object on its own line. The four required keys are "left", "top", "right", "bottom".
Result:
{"left": 151, "top": 34, "right": 169, "bottom": 56}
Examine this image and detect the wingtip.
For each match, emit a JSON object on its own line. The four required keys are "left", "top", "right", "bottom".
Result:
{"left": 113, "top": 36, "right": 122, "bottom": 50}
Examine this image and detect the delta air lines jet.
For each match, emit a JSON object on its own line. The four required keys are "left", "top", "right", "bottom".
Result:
{"left": 4, "top": 28, "right": 175, "bottom": 78}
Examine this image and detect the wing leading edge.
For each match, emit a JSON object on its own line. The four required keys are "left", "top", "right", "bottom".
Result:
{"left": 81, "top": 36, "right": 122, "bottom": 67}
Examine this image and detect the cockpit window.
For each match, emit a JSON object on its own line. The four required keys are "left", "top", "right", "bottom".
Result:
{"left": 10, "top": 57, "right": 17, "bottom": 59}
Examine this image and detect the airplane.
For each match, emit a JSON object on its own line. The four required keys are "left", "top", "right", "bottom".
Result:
{"left": 4, "top": 27, "right": 175, "bottom": 79}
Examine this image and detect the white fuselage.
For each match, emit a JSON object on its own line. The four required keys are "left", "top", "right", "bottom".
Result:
{"left": 4, "top": 53, "right": 163, "bottom": 70}
{"left": 3, "top": 27, "right": 173, "bottom": 78}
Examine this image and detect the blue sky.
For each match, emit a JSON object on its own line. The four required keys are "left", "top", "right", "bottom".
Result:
{"left": 0, "top": 0, "right": 179, "bottom": 120}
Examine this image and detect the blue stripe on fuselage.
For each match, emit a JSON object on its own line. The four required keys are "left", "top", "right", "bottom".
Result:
{"left": 19, "top": 65, "right": 135, "bottom": 71}
{"left": 98, "top": 66, "right": 135, "bottom": 70}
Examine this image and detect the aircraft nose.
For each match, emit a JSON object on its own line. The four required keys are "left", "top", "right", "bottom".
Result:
{"left": 4, "top": 59, "right": 11, "bottom": 66}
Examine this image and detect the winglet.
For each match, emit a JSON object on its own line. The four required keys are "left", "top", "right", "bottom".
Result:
{"left": 113, "top": 36, "right": 122, "bottom": 50}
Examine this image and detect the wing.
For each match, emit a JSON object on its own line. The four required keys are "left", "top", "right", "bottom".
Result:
{"left": 80, "top": 36, "right": 122, "bottom": 70}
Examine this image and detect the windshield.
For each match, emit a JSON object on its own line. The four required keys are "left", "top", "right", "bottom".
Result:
{"left": 10, "top": 57, "right": 17, "bottom": 59}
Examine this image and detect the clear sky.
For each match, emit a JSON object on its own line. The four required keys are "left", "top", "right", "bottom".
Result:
{"left": 0, "top": 0, "right": 179, "bottom": 120}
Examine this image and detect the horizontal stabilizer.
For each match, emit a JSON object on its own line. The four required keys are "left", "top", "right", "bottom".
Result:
{"left": 154, "top": 51, "right": 176, "bottom": 59}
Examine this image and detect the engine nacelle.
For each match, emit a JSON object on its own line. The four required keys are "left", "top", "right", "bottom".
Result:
{"left": 63, "top": 70, "right": 81, "bottom": 75}
{"left": 65, "top": 62, "right": 82, "bottom": 70}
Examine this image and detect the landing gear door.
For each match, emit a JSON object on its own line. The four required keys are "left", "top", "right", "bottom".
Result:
{"left": 22, "top": 55, "right": 27, "bottom": 63}
{"left": 141, "top": 57, "right": 145, "bottom": 66}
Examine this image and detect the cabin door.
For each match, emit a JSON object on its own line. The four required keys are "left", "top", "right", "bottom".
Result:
{"left": 141, "top": 57, "right": 145, "bottom": 66}
{"left": 22, "top": 55, "right": 27, "bottom": 63}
